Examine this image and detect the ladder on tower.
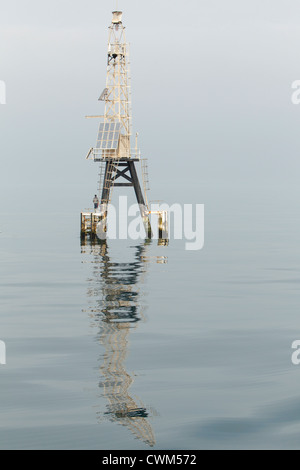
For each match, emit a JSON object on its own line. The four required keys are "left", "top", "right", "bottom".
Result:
{"left": 102, "top": 158, "right": 120, "bottom": 206}
{"left": 98, "top": 160, "right": 106, "bottom": 195}
{"left": 141, "top": 158, "right": 150, "bottom": 208}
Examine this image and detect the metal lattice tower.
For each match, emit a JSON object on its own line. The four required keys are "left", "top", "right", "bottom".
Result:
{"left": 105, "top": 11, "right": 132, "bottom": 155}
{"left": 89, "top": 11, "right": 132, "bottom": 161}
{"left": 84, "top": 10, "right": 151, "bottom": 239}
{"left": 81, "top": 10, "right": 170, "bottom": 244}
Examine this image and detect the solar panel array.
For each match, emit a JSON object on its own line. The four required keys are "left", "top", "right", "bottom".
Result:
{"left": 96, "top": 122, "right": 121, "bottom": 150}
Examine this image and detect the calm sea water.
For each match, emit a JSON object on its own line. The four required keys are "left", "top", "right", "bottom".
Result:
{"left": 0, "top": 184, "right": 300, "bottom": 449}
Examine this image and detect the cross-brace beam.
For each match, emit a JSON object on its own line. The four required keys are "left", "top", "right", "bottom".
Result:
{"left": 100, "top": 159, "right": 151, "bottom": 237}
{"left": 112, "top": 166, "right": 133, "bottom": 184}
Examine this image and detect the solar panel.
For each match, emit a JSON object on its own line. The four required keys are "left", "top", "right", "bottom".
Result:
{"left": 96, "top": 122, "right": 121, "bottom": 150}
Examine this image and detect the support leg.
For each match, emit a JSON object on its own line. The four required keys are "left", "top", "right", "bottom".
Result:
{"left": 128, "top": 161, "right": 152, "bottom": 238}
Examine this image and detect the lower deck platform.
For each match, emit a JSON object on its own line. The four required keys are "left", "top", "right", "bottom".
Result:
{"left": 81, "top": 211, "right": 103, "bottom": 238}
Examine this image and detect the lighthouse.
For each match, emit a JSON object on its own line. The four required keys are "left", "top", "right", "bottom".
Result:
{"left": 81, "top": 10, "right": 152, "bottom": 240}
{"left": 81, "top": 10, "right": 168, "bottom": 243}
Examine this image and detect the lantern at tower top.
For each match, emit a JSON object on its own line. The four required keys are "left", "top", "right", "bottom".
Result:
{"left": 112, "top": 11, "right": 123, "bottom": 24}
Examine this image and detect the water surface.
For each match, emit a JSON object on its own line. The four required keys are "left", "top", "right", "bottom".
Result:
{"left": 0, "top": 185, "right": 300, "bottom": 449}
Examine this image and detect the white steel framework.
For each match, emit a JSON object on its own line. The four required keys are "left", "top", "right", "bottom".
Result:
{"left": 88, "top": 11, "right": 133, "bottom": 161}
{"left": 82, "top": 10, "right": 168, "bottom": 242}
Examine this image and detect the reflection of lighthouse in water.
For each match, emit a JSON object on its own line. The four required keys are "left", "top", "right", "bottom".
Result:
{"left": 81, "top": 240, "right": 167, "bottom": 447}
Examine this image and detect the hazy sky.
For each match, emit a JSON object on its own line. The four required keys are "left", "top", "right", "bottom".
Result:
{"left": 1, "top": 0, "right": 300, "bottom": 210}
